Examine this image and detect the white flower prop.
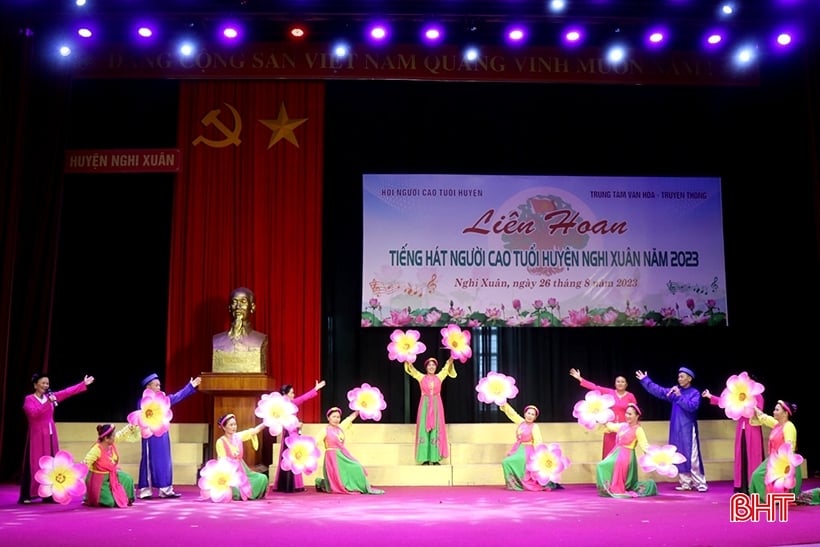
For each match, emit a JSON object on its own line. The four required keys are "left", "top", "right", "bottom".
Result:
{"left": 255, "top": 392, "right": 299, "bottom": 435}
{"left": 639, "top": 444, "right": 687, "bottom": 478}
{"left": 475, "top": 372, "right": 519, "bottom": 406}
{"left": 572, "top": 390, "right": 615, "bottom": 430}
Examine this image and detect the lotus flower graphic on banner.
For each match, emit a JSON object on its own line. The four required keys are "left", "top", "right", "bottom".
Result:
{"left": 387, "top": 328, "right": 426, "bottom": 364}
{"left": 198, "top": 458, "right": 250, "bottom": 503}
{"left": 440, "top": 324, "right": 472, "bottom": 363}
{"left": 347, "top": 383, "right": 387, "bottom": 421}
{"left": 527, "top": 443, "right": 571, "bottom": 486}
{"left": 765, "top": 442, "right": 803, "bottom": 490}
{"left": 639, "top": 444, "right": 687, "bottom": 478}
{"left": 127, "top": 388, "right": 172, "bottom": 438}
{"left": 281, "top": 434, "right": 320, "bottom": 475}
{"left": 255, "top": 392, "right": 299, "bottom": 436}
{"left": 475, "top": 372, "right": 519, "bottom": 406}
{"left": 718, "top": 371, "right": 765, "bottom": 420}
{"left": 34, "top": 449, "right": 88, "bottom": 504}
{"left": 572, "top": 390, "right": 616, "bottom": 430}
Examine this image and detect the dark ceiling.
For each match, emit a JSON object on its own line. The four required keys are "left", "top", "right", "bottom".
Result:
{"left": 3, "top": 1, "right": 818, "bottom": 52}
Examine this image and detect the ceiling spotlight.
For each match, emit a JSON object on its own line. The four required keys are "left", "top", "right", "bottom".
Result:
{"left": 179, "top": 42, "right": 195, "bottom": 56}
{"left": 221, "top": 24, "right": 240, "bottom": 40}
{"left": 75, "top": 0, "right": 86, "bottom": 6}
{"left": 77, "top": 27, "right": 92, "bottom": 38}
{"left": 646, "top": 27, "right": 668, "bottom": 49}
{"left": 333, "top": 42, "right": 350, "bottom": 58}
{"left": 137, "top": 26, "right": 153, "bottom": 38}
{"left": 719, "top": 3, "right": 736, "bottom": 17}
{"left": 563, "top": 27, "right": 583, "bottom": 46}
{"left": 506, "top": 26, "right": 527, "bottom": 44}
{"left": 704, "top": 29, "right": 725, "bottom": 49}
{"left": 549, "top": 0, "right": 567, "bottom": 13}
{"left": 463, "top": 46, "right": 480, "bottom": 61}
{"left": 734, "top": 45, "right": 756, "bottom": 66}
{"left": 289, "top": 24, "right": 307, "bottom": 39}
{"left": 421, "top": 24, "right": 444, "bottom": 44}
{"left": 606, "top": 45, "right": 627, "bottom": 64}
{"left": 59, "top": 45, "right": 72, "bottom": 57}
{"left": 367, "top": 23, "right": 390, "bottom": 42}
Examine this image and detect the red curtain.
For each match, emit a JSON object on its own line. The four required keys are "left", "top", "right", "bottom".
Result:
{"left": 168, "top": 80, "right": 325, "bottom": 424}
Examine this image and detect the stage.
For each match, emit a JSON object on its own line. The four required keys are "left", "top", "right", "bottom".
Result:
{"left": 2, "top": 480, "right": 818, "bottom": 547}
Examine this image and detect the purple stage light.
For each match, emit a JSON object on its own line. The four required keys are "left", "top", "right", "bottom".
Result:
{"left": 421, "top": 24, "right": 444, "bottom": 44}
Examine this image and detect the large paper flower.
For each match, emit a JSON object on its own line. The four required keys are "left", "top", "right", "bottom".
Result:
{"left": 527, "top": 443, "right": 571, "bottom": 486}
{"left": 475, "top": 372, "right": 519, "bottom": 405}
{"left": 281, "top": 434, "right": 321, "bottom": 475}
{"left": 572, "top": 390, "right": 616, "bottom": 430}
{"left": 440, "top": 324, "right": 472, "bottom": 363}
{"left": 197, "top": 458, "right": 249, "bottom": 503}
{"left": 639, "top": 444, "right": 687, "bottom": 478}
{"left": 387, "top": 329, "right": 426, "bottom": 364}
{"left": 255, "top": 392, "right": 300, "bottom": 436}
{"left": 127, "top": 388, "right": 173, "bottom": 438}
{"left": 34, "top": 449, "right": 88, "bottom": 504}
{"left": 765, "top": 442, "right": 804, "bottom": 490}
{"left": 718, "top": 371, "right": 765, "bottom": 420}
{"left": 347, "top": 383, "right": 387, "bottom": 421}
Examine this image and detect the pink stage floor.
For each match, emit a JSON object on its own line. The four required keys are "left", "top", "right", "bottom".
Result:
{"left": 2, "top": 479, "right": 819, "bottom": 547}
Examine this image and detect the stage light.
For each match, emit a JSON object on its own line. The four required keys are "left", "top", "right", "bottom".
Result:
{"left": 734, "top": 45, "right": 756, "bottom": 66}
{"left": 59, "top": 45, "right": 72, "bottom": 57}
{"left": 179, "top": 42, "right": 195, "bottom": 56}
{"left": 75, "top": 0, "right": 86, "bottom": 6}
{"left": 288, "top": 24, "right": 307, "bottom": 39}
{"left": 719, "top": 3, "right": 736, "bottom": 17}
{"left": 703, "top": 28, "right": 726, "bottom": 49}
{"left": 463, "top": 46, "right": 479, "bottom": 61}
{"left": 776, "top": 33, "right": 792, "bottom": 46}
{"left": 645, "top": 26, "right": 668, "bottom": 49}
{"left": 333, "top": 42, "right": 350, "bottom": 58}
{"left": 563, "top": 27, "right": 584, "bottom": 46}
{"left": 421, "top": 24, "right": 444, "bottom": 44}
{"left": 78, "top": 27, "right": 92, "bottom": 38}
{"left": 367, "top": 23, "right": 390, "bottom": 43}
{"left": 137, "top": 27, "right": 153, "bottom": 39}
{"left": 505, "top": 25, "right": 527, "bottom": 45}
{"left": 549, "top": 0, "right": 567, "bottom": 14}
{"left": 606, "top": 44, "right": 627, "bottom": 64}
{"left": 219, "top": 23, "right": 241, "bottom": 42}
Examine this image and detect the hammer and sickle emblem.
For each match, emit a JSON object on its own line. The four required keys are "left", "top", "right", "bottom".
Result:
{"left": 192, "top": 103, "right": 242, "bottom": 148}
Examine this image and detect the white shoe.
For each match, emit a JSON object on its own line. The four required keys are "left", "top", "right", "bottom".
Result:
{"left": 696, "top": 485, "right": 709, "bottom": 492}
{"left": 139, "top": 488, "right": 153, "bottom": 499}
{"left": 674, "top": 485, "right": 692, "bottom": 491}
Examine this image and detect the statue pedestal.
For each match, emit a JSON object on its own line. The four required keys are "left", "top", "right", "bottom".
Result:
{"left": 199, "top": 373, "right": 277, "bottom": 469}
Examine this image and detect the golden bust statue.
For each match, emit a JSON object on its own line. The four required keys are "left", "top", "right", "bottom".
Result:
{"left": 212, "top": 287, "right": 268, "bottom": 373}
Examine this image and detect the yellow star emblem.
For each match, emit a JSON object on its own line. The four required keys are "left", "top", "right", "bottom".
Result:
{"left": 259, "top": 102, "right": 308, "bottom": 149}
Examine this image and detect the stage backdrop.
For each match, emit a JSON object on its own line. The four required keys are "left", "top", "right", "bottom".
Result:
{"left": 168, "top": 80, "right": 325, "bottom": 424}
{"left": 362, "top": 174, "right": 727, "bottom": 328}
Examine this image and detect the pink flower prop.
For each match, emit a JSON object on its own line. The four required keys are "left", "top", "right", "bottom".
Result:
{"left": 255, "top": 392, "right": 300, "bottom": 436}
{"left": 572, "top": 390, "right": 616, "bottom": 430}
{"left": 197, "top": 458, "right": 249, "bottom": 502}
{"left": 281, "top": 434, "right": 321, "bottom": 475}
{"left": 347, "top": 383, "right": 387, "bottom": 421}
{"left": 639, "top": 444, "right": 687, "bottom": 478}
{"left": 527, "top": 443, "right": 571, "bottom": 486}
{"left": 387, "top": 328, "right": 426, "bottom": 364}
{"left": 440, "top": 324, "right": 472, "bottom": 363}
{"left": 475, "top": 372, "right": 519, "bottom": 406}
{"left": 718, "top": 371, "right": 765, "bottom": 420}
{"left": 127, "top": 388, "right": 172, "bottom": 439}
{"left": 34, "top": 449, "right": 88, "bottom": 504}
{"left": 765, "top": 442, "right": 804, "bottom": 490}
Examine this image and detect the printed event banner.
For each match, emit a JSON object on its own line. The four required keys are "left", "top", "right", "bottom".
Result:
{"left": 362, "top": 174, "right": 728, "bottom": 328}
